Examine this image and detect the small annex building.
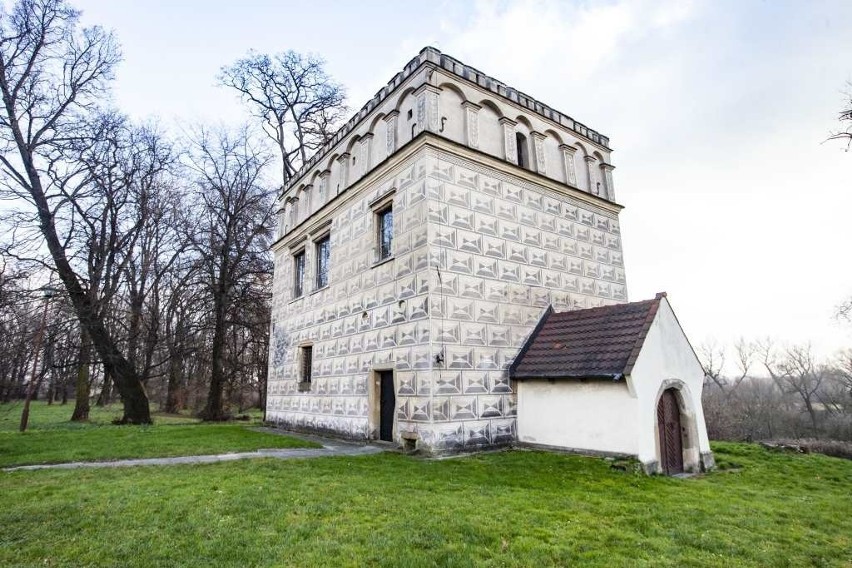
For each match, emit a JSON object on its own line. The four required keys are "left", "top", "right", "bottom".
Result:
{"left": 265, "top": 46, "right": 715, "bottom": 474}
{"left": 511, "top": 293, "right": 714, "bottom": 474}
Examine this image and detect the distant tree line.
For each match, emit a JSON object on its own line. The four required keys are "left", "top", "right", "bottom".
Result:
{"left": 0, "top": 0, "right": 346, "bottom": 425}
{"left": 700, "top": 340, "right": 852, "bottom": 442}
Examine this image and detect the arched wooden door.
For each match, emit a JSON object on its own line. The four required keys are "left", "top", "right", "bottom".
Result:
{"left": 657, "top": 389, "right": 684, "bottom": 474}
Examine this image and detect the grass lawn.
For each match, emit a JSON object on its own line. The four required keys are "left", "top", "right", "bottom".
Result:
{"left": 0, "top": 402, "right": 319, "bottom": 467}
{"left": 1, "top": 442, "right": 850, "bottom": 567}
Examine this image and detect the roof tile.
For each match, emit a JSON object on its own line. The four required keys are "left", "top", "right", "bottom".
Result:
{"left": 509, "top": 294, "right": 665, "bottom": 379}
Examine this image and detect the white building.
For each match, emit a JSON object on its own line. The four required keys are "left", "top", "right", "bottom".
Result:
{"left": 266, "top": 47, "right": 713, "bottom": 473}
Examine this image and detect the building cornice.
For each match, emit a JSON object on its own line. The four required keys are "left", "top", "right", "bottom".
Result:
{"left": 422, "top": 133, "right": 624, "bottom": 216}
{"left": 272, "top": 131, "right": 622, "bottom": 253}
{"left": 272, "top": 132, "right": 436, "bottom": 252}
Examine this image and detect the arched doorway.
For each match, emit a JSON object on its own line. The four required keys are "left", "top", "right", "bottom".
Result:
{"left": 657, "top": 388, "right": 684, "bottom": 474}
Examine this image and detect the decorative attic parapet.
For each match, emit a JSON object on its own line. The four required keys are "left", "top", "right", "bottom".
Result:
{"left": 424, "top": 47, "right": 610, "bottom": 149}
{"left": 278, "top": 49, "right": 428, "bottom": 197}
{"left": 282, "top": 47, "right": 611, "bottom": 194}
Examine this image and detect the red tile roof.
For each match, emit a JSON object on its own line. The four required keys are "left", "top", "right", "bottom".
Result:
{"left": 509, "top": 293, "right": 666, "bottom": 380}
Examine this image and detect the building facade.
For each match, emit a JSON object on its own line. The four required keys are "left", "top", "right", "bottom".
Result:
{"left": 266, "top": 47, "right": 629, "bottom": 454}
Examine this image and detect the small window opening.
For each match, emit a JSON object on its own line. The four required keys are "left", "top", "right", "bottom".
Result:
{"left": 298, "top": 346, "right": 312, "bottom": 391}
{"left": 407, "top": 109, "right": 413, "bottom": 120}
{"left": 516, "top": 133, "right": 530, "bottom": 169}
{"left": 377, "top": 206, "right": 393, "bottom": 261}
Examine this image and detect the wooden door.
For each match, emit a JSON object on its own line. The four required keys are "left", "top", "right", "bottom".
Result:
{"left": 657, "top": 389, "right": 684, "bottom": 474}
{"left": 379, "top": 371, "right": 395, "bottom": 442}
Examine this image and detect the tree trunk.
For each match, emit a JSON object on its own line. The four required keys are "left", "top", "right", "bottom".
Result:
{"left": 126, "top": 279, "right": 143, "bottom": 376}
{"left": 804, "top": 398, "right": 819, "bottom": 438}
{"left": 257, "top": 356, "right": 268, "bottom": 420}
{"left": 96, "top": 369, "right": 111, "bottom": 407}
{"left": 47, "top": 377, "right": 55, "bottom": 405}
{"left": 44, "top": 331, "right": 55, "bottom": 406}
{"left": 71, "top": 332, "right": 92, "bottom": 422}
{"left": 201, "top": 298, "right": 228, "bottom": 421}
{"left": 19, "top": 298, "right": 51, "bottom": 432}
{"left": 164, "top": 344, "right": 182, "bottom": 414}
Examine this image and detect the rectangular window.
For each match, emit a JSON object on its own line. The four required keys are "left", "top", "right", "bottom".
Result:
{"left": 315, "top": 236, "right": 330, "bottom": 289}
{"left": 298, "top": 346, "right": 312, "bottom": 391}
{"left": 301, "top": 346, "right": 312, "bottom": 382}
{"left": 377, "top": 206, "right": 393, "bottom": 261}
{"left": 293, "top": 251, "right": 305, "bottom": 298}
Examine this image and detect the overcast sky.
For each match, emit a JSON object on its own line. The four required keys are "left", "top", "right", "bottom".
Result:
{"left": 70, "top": 0, "right": 852, "bottom": 359}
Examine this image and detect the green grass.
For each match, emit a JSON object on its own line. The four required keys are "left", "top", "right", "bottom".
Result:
{"left": 1, "top": 442, "right": 850, "bottom": 567}
{"left": 0, "top": 402, "right": 319, "bottom": 467}
{"left": 0, "top": 400, "right": 197, "bottom": 432}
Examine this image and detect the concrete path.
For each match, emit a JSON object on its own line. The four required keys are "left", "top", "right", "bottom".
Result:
{"left": 3, "top": 430, "right": 385, "bottom": 472}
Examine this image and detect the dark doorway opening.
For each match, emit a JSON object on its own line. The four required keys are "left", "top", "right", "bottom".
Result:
{"left": 657, "top": 388, "right": 684, "bottom": 474}
{"left": 379, "top": 371, "right": 395, "bottom": 442}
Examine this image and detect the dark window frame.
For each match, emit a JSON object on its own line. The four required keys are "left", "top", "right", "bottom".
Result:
{"left": 377, "top": 205, "right": 394, "bottom": 261}
{"left": 293, "top": 250, "right": 306, "bottom": 298}
{"left": 315, "top": 235, "right": 331, "bottom": 289}
{"left": 298, "top": 345, "right": 313, "bottom": 391}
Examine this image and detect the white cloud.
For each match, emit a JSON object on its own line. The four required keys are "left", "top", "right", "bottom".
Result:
{"left": 439, "top": 0, "right": 852, "bottom": 358}
{"left": 443, "top": 0, "right": 700, "bottom": 84}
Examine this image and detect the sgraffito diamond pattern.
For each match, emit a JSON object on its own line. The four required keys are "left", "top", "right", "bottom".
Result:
{"left": 267, "top": 149, "right": 626, "bottom": 451}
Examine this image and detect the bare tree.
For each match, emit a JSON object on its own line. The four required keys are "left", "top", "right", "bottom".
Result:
{"left": 700, "top": 338, "right": 755, "bottom": 395}
{"left": 185, "top": 126, "right": 274, "bottom": 421}
{"left": 702, "top": 337, "right": 852, "bottom": 442}
{"left": 219, "top": 50, "right": 347, "bottom": 185}
{"left": 730, "top": 338, "right": 757, "bottom": 392}
{"left": 64, "top": 115, "right": 174, "bottom": 414}
{"left": 760, "top": 342, "right": 827, "bottom": 436}
{"left": 0, "top": 262, "right": 38, "bottom": 402}
{"left": 118, "top": 139, "right": 183, "bottom": 387}
{"left": 159, "top": 263, "right": 202, "bottom": 414}
{"left": 834, "top": 349, "right": 852, "bottom": 396}
{"left": 836, "top": 297, "right": 852, "bottom": 323}
{"left": 699, "top": 340, "right": 727, "bottom": 391}
{"left": 0, "top": 0, "right": 165, "bottom": 423}
{"left": 829, "top": 82, "right": 852, "bottom": 151}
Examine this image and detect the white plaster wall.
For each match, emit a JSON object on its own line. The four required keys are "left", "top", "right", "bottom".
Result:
{"left": 543, "top": 132, "right": 566, "bottom": 184}
{"left": 369, "top": 114, "right": 388, "bottom": 167}
{"left": 417, "top": 147, "right": 627, "bottom": 451}
{"left": 269, "top": 137, "right": 628, "bottom": 452}
{"left": 629, "top": 298, "right": 712, "bottom": 465}
{"left": 573, "top": 144, "right": 591, "bottom": 193}
{"left": 517, "top": 380, "right": 638, "bottom": 455}
{"left": 439, "top": 85, "right": 466, "bottom": 143}
{"left": 396, "top": 89, "right": 419, "bottom": 147}
{"left": 475, "top": 102, "right": 503, "bottom": 157}
{"left": 267, "top": 149, "right": 433, "bottom": 441}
